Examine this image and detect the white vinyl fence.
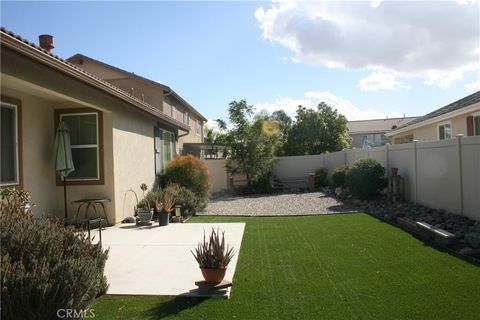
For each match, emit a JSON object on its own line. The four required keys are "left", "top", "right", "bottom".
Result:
{"left": 205, "top": 135, "right": 480, "bottom": 220}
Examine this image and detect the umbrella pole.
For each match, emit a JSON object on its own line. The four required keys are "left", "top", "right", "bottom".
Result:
{"left": 63, "top": 176, "right": 68, "bottom": 224}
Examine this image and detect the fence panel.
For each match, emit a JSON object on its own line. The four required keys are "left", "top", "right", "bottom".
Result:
{"left": 369, "top": 146, "right": 388, "bottom": 168}
{"left": 416, "top": 139, "right": 460, "bottom": 214}
{"left": 205, "top": 159, "right": 228, "bottom": 193}
{"left": 205, "top": 137, "right": 479, "bottom": 220}
{"left": 461, "top": 136, "right": 480, "bottom": 220}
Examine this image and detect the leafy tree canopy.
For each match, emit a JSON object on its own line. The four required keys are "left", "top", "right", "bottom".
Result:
{"left": 218, "top": 100, "right": 280, "bottom": 186}
{"left": 283, "top": 102, "right": 351, "bottom": 156}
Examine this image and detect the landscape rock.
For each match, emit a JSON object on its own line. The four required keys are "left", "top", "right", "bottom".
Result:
{"left": 465, "top": 232, "right": 480, "bottom": 249}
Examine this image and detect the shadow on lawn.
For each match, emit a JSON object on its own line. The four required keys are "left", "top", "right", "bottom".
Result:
{"left": 142, "top": 296, "right": 206, "bottom": 319}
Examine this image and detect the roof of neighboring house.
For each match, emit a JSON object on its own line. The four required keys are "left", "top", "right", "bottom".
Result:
{"left": 67, "top": 53, "right": 207, "bottom": 121}
{"left": 0, "top": 27, "right": 190, "bottom": 131}
{"left": 387, "top": 91, "right": 480, "bottom": 136}
{"left": 347, "top": 117, "right": 417, "bottom": 134}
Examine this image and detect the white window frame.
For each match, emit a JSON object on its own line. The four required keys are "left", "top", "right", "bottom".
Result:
{"left": 195, "top": 119, "right": 201, "bottom": 136}
{"left": 437, "top": 121, "right": 452, "bottom": 140}
{"left": 0, "top": 102, "right": 19, "bottom": 186}
{"left": 162, "top": 129, "right": 175, "bottom": 168}
{"left": 60, "top": 112, "right": 100, "bottom": 181}
{"left": 171, "top": 106, "right": 177, "bottom": 120}
{"left": 184, "top": 112, "right": 189, "bottom": 125}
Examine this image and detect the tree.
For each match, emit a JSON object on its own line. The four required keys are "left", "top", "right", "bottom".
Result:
{"left": 218, "top": 100, "right": 280, "bottom": 187}
{"left": 204, "top": 126, "right": 227, "bottom": 145}
{"left": 271, "top": 110, "right": 292, "bottom": 155}
{"left": 283, "top": 102, "right": 351, "bottom": 156}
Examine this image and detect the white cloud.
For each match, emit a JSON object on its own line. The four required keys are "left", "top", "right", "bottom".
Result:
{"left": 255, "top": 1, "right": 480, "bottom": 89}
{"left": 358, "top": 71, "right": 410, "bottom": 92}
{"left": 254, "top": 91, "right": 402, "bottom": 121}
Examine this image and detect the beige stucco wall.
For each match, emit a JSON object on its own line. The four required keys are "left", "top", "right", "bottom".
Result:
{"left": 1, "top": 48, "right": 171, "bottom": 224}
{"left": 391, "top": 113, "right": 475, "bottom": 143}
{"left": 110, "top": 102, "right": 159, "bottom": 223}
{"left": 205, "top": 160, "right": 228, "bottom": 193}
{"left": 69, "top": 57, "right": 204, "bottom": 150}
{"left": 0, "top": 82, "right": 116, "bottom": 222}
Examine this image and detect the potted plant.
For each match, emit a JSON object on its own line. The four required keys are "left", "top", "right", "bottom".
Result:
{"left": 191, "top": 228, "right": 235, "bottom": 283}
{"left": 156, "top": 185, "right": 176, "bottom": 226}
{"left": 137, "top": 183, "right": 153, "bottom": 224}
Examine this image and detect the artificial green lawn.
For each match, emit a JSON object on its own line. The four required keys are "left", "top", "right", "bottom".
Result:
{"left": 93, "top": 214, "right": 480, "bottom": 319}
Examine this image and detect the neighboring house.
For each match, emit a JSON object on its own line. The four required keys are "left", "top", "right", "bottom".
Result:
{"left": 347, "top": 117, "right": 417, "bottom": 148}
{"left": 387, "top": 91, "right": 480, "bottom": 144}
{"left": 0, "top": 28, "right": 196, "bottom": 224}
{"left": 67, "top": 54, "right": 206, "bottom": 153}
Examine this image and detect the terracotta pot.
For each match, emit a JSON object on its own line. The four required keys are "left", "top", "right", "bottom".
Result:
{"left": 200, "top": 267, "right": 226, "bottom": 283}
{"left": 391, "top": 167, "right": 399, "bottom": 176}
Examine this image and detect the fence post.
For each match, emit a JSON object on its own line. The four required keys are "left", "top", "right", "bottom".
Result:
{"left": 413, "top": 140, "right": 418, "bottom": 205}
{"left": 385, "top": 143, "right": 390, "bottom": 176}
{"left": 456, "top": 134, "right": 464, "bottom": 215}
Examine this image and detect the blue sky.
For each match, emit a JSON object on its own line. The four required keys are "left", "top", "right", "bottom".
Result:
{"left": 2, "top": 1, "right": 479, "bottom": 125}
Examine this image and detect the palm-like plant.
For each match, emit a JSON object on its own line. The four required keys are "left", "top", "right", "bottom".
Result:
{"left": 191, "top": 228, "right": 235, "bottom": 269}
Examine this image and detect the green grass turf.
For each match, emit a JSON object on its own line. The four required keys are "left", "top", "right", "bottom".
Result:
{"left": 92, "top": 214, "right": 480, "bottom": 320}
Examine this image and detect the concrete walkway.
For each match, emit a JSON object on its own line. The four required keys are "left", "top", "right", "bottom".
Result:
{"left": 90, "top": 222, "right": 245, "bottom": 298}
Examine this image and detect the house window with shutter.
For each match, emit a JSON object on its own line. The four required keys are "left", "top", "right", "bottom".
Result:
{"left": 474, "top": 116, "right": 480, "bottom": 136}
{"left": 438, "top": 122, "right": 452, "bottom": 140}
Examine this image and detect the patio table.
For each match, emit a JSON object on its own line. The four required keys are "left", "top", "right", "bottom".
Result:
{"left": 73, "top": 198, "right": 110, "bottom": 225}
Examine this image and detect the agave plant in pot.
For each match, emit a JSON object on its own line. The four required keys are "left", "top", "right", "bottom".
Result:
{"left": 191, "top": 228, "right": 235, "bottom": 283}
{"left": 137, "top": 183, "right": 153, "bottom": 224}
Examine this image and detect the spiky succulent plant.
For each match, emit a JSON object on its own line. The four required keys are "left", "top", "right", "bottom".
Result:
{"left": 191, "top": 228, "right": 235, "bottom": 269}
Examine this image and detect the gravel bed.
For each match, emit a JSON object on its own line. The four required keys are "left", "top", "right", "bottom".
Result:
{"left": 198, "top": 192, "right": 356, "bottom": 216}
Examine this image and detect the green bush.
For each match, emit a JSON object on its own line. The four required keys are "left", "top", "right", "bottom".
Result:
{"left": 345, "top": 158, "right": 386, "bottom": 200}
{"left": 332, "top": 166, "right": 349, "bottom": 188}
{"left": 176, "top": 187, "right": 199, "bottom": 217}
{"left": 314, "top": 167, "right": 329, "bottom": 188}
{"left": 162, "top": 155, "right": 211, "bottom": 209}
{"left": 1, "top": 189, "right": 109, "bottom": 320}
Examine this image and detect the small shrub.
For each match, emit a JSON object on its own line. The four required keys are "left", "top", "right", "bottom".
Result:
{"left": 0, "top": 189, "right": 109, "bottom": 320}
{"left": 345, "top": 158, "right": 386, "bottom": 200}
{"left": 332, "top": 166, "right": 349, "bottom": 188}
{"left": 176, "top": 187, "right": 199, "bottom": 217}
{"left": 314, "top": 167, "right": 328, "bottom": 188}
{"left": 162, "top": 155, "right": 211, "bottom": 209}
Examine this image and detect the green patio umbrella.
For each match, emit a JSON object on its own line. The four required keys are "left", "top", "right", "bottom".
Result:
{"left": 54, "top": 121, "right": 75, "bottom": 222}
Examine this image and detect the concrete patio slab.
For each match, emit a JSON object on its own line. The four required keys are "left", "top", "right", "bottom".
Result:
{"left": 90, "top": 222, "right": 245, "bottom": 298}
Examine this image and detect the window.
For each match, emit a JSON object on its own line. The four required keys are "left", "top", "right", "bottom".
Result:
{"left": 163, "top": 131, "right": 174, "bottom": 166}
{"left": 395, "top": 134, "right": 414, "bottom": 144}
{"left": 56, "top": 109, "right": 103, "bottom": 184}
{"left": 154, "top": 126, "right": 175, "bottom": 174}
{"left": 1, "top": 98, "right": 21, "bottom": 186}
{"left": 362, "top": 133, "right": 388, "bottom": 147}
{"left": 195, "top": 119, "right": 201, "bottom": 135}
{"left": 438, "top": 122, "right": 452, "bottom": 140}
{"left": 475, "top": 116, "right": 480, "bottom": 136}
{"left": 171, "top": 106, "right": 177, "bottom": 120}
{"left": 183, "top": 112, "right": 189, "bottom": 125}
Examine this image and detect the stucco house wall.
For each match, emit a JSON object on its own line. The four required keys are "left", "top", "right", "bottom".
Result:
{"left": 392, "top": 113, "right": 474, "bottom": 143}
{"left": 1, "top": 43, "right": 185, "bottom": 224}
{"left": 68, "top": 55, "right": 205, "bottom": 152}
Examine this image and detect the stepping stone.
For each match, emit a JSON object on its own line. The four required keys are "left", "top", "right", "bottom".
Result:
{"left": 195, "top": 279, "right": 232, "bottom": 292}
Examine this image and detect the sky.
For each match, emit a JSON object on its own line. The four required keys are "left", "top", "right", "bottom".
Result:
{"left": 1, "top": 1, "right": 479, "bottom": 128}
